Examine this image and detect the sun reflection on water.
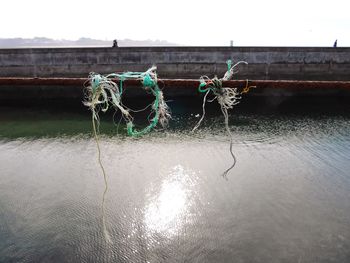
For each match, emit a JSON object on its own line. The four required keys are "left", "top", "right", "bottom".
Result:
{"left": 144, "top": 165, "right": 197, "bottom": 238}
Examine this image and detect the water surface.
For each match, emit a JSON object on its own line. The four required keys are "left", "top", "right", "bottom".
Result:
{"left": 1, "top": 106, "right": 350, "bottom": 262}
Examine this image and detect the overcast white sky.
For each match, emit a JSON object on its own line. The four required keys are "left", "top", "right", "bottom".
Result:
{"left": 2, "top": 0, "right": 349, "bottom": 46}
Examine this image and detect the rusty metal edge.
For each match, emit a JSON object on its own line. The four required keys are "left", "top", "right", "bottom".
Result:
{"left": 0, "top": 77, "right": 350, "bottom": 90}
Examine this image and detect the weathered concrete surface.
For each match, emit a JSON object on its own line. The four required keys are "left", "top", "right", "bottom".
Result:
{"left": 0, "top": 46, "right": 349, "bottom": 80}
{"left": 1, "top": 47, "right": 350, "bottom": 103}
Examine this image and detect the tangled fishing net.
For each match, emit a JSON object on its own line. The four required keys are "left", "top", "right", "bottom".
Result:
{"left": 192, "top": 60, "right": 255, "bottom": 178}
{"left": 83, "top": 66, "right": 171, "bottom": 243}
{"left": 83, "top": 66, "right": 171, "bottom": 136}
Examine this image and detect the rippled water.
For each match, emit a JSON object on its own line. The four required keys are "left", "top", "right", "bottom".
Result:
{"left": 1, "top": 106, "right": 350, "bottom": 262}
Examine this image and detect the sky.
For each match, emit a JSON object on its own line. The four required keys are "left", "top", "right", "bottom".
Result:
{"left": 2, "top": 0, "right": 349, "bottom": 46}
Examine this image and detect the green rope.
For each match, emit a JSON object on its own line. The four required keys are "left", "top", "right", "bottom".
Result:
{"left": 226, "top": 59, "right": 232, "bottom": 72}
{"left": 198, "top": 82, "right": 209, "bottom": 93}
{"left": 142, "top": 73, "right": 156, "bottom": 87}
{"left": 198, "top": 76, "right": 222, "bottom": 94}
{"left": 91, "top": 74, "right": 102, "bottom": 92}
{"left": 84, "top": 67, "right": 168, "bottom": 245}
{"left": 85, "top": 67, "right": 169, "bottom": 138}
{"left": 127, "top": 84, "right": 160, "bottom": 137}
{"left": 194, "top": 59, "right": 249, "bottom": 178}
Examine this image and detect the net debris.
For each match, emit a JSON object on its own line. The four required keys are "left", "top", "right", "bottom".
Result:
{"left": 83, "top": 66, "right": 171, "bottom": 243}
{"left": 83, "top": 66, "right": 171, "bottom": 137}
{"left": 193, "top": 60, "right": 255, "bottom": 178}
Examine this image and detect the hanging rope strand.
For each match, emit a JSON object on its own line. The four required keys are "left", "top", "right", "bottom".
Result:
{"left": 193, "top": 59, "right": 252, "bottom": 178}
{"left": 91, "top": 113, "right": 112, "bottom": 243}
{"left": 84, "top": 66, "right": 171, "bottom": 244}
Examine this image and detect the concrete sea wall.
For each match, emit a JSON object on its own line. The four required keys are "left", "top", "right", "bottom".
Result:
{"left": 0, "top": 46, "right": 349, "bottom": 80}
